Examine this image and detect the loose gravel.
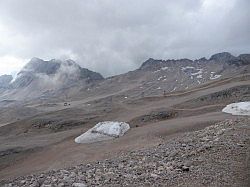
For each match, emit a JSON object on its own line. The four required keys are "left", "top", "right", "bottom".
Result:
{"left": 1, "top": 118, "right": 249, "bottom": 187}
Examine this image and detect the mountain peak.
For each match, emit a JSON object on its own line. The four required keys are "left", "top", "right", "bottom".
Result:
{"left": 23, "top": 58, "right": 61, "bottom": 75}
{"left": 209, "top": 52, "right": 235, "bottom": 61}
{"left": 237, "top": 54, "right": 250, "bottom": 65}
{"left": 10, "top": 58, "right": 104, "bottom": 89}
{"left": 139, "top": 58, "right": 161, "bottom": 69}
{"left": 30, "top": 57, "right": 43, "bottom": 62}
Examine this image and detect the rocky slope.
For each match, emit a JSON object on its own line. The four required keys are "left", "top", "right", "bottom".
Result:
{"left": 70, "top": 52, "right": 250, "bottom": 101}
{"left": 1, "top": 118, "right": 249, "bottom": 186}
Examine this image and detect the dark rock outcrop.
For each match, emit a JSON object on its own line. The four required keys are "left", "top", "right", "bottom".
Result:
{"left": 209, "top": 52, "right": 236, "bottom": 62}
{"left": 238, "top": 54, "right": 250, "bottom": 65}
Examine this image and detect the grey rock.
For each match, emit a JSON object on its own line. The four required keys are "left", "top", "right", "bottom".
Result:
{"left": 72, "top": 183, "right": 87, "bottom": 187}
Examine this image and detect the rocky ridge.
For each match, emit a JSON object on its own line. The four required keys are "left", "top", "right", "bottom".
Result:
{"left": 90, "top": 52, "right": 250, "bottom": 100}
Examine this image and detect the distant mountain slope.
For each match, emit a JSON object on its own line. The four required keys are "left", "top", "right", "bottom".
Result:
{"left": 75, "top": 52, "right": 250, "bottom": 100}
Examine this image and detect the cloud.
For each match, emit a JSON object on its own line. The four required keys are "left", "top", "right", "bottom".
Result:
{"left": 0, "top": 55, "right": 28, "bottom": 76}
{"left": 0, "top": 0, "right": 249, "bottom": 77}
{"left": 34, "top": 61, "right": 82, "bottom": 89}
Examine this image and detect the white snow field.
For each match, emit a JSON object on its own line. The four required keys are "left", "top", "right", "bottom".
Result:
{"left": 75, "top": 121, "right": 130, "bottom": 144}
{"left": 222, "top": 102, "right": 250, "bottom": 116}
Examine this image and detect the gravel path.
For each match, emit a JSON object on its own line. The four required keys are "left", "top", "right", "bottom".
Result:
{"left": 1, "top": 118, "right": 249, "bottom": 187}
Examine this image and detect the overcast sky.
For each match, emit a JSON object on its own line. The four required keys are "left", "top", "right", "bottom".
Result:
{"left": 0, "top": 0, "right": 249, "bottom": 77}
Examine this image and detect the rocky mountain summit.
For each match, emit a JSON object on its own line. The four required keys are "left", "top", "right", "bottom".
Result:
{"left": 10, "top": 58, "right": 104, "bottom": 89}
{"left": 140, "top": 52, "right": 250, "bottom": 69}
{"left": 0, "top": 58, "right": 104, "bottom": 100}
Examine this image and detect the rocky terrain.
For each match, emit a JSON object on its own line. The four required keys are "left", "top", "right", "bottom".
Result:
{"left": 1, "top": 118, "right": 249, "bottom": 186}
{"left": 0, "top": 52, "right": 249, "bottom": 186}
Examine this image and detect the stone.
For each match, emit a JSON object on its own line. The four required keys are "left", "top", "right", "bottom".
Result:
{"left": 72, "top": 183, "right": 87, "bottom": 187}
{"left": 181, "top": 165, "right": 190, "bottom": 172}
{"left": 58, "top": 183, "right": 65, "bottom": 187}
{"left": 30, "top": 183, "right": 39, "bottom": 187}
{"left": 75, "top": 121, "right": 130, "bottom": 144}
{"left": 41, "top": 184, "right": 52, "bottom": 187}
{"left": 150, "top": 173, "right": 159, "bottom": 178}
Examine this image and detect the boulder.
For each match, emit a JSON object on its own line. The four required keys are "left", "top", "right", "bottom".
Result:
{"left": 75, "top": 121, "right": 130, "bottom": 144}
{"left": 222, "top": 102, "right": 250, "bottom": 116}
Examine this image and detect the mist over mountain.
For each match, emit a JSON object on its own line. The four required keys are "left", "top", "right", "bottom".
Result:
{"left": 6, "top": 58, "right": 103, "bottom": 89}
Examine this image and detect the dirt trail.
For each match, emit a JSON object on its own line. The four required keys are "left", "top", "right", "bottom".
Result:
{"left": 173, "top": 104, "right": 225, "bottom": 111}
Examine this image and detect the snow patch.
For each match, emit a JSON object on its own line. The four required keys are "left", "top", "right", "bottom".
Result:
{"left": 171, "top": 87, "right": 177, "bottom": 92}
{"left": 191, "top": 69, "right": 203, "bottom": 76}
{"left": 181, "top": 67, "right": 204, "bottom": 79}
{"left": 75, "top": 121, "right": 130, "bottom": 144}
{"left": 197, "top": 74, "right": 202, "bottom": 79}
{"left": 222, "top": 102, "right": 250, "bottom": 116}
{"left": 153, "top": 69, "right": 161, "bottom": 73}
{"left": 157, "top": 76, "right": 163, "bottom": 81}
{"left": 181, "top": 66, "right": 195, "bottom": 71}
{"left": 210, "top": 73, "right": 221, "bottom": 80}
{"left": 161, "top": 67, "right": 168, "bottom": 71}
{"left": 153, "top": 67, "right": 168, "bottom": 73}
